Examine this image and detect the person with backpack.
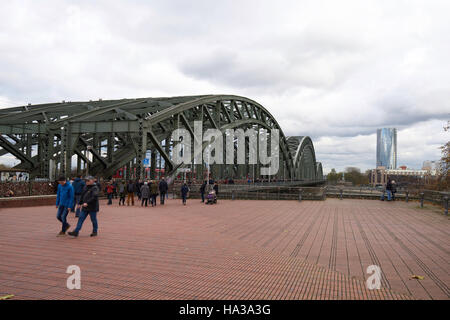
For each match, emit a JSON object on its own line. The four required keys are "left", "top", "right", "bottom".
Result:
{"left": 72, "top": 175, "right": 85, "bottom": 218}
{"left": 159, "top": 177, "right": 168, "bottom": 204}
{"left": 127, "top": 180, "right": 135, "bottom": 206}
{"left": 68, "top": 176, "right": 99, "bottom": 237}
{"left": 56, "top": 176, "right": 74, "bottom": 236}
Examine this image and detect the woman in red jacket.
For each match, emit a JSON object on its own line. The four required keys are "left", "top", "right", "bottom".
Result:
{"left": 106, "top": 182, "right": 114, "bottom": 205}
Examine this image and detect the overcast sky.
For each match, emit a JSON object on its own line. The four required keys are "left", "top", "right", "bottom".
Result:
{"left": 0, "top": 0, "right": 449, "bottom": 173}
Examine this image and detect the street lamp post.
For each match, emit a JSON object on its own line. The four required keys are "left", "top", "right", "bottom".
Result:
{"left": 206, "top": 144, "right": 211, "bottom": 189}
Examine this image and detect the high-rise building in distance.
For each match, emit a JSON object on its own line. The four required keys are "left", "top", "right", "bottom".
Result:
{"left": 376, "top": 128, "right": 397, "bottom": 169}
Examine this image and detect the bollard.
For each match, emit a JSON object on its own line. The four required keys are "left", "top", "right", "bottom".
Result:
{"left": 340, "top": 189, "right": 343, "bottom": 200}
{"left": 444, "top": 196, "right": 448, "bottom": 216}
{"left": 232, "top": 190, "right": 235, "bottom": 201}
{"left": 298, "top": 190, "right": 302, "bottom": 202}
{"left": 405, "top": 191, "right": 409, "bottom": 203}
{"left": 420, "top": 192, "right": 424, "bottom": 208}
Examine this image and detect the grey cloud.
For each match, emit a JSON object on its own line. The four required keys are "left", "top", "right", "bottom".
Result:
{"left": 0, "top": 0, "right": 449, "bottom": 172}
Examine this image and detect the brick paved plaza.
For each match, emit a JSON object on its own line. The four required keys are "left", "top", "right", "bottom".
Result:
{"left": 0, "top": 198, "right": 448, "bottom": 300}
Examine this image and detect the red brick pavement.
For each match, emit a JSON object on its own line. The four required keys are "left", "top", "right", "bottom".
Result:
{"left": 0, "top": 198, "right": 448, "bottom": 300}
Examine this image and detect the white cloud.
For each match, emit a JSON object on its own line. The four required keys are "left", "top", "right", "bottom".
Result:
{"left": 0, "top": 0, "right": 449, "bottom": 172}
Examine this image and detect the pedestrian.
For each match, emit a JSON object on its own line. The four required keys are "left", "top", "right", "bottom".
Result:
{"left": 56, "top": 176, "right": 74, "bottom": 236}
{"left": 127, "top": 180, "right": 135, "bottom": 206}
{"left": 68, "top": 176, "right": 99, "bottom": 237}
{"left": 386, "top": 178, "right": 393, "bottom": 201}
{"left": 141, "top": 182, "right": 150, "bottom": 207}
{"left": 71, "top": 175, "right": 85, "bottom": 218}
{"left": 118, "top": 180, "right": 126, "bottom": 206}
{"left": 95, "top": 178, "right": 102, "bottom": 192}
{"left": 135, "top": 179, "right": 142, "bottom": 201}
{"left": 181, "top": 182, "right": 189, "bottom": 206}
{"left": 159, "top": 177, "right": 168, "bottom": 204}
{"left": 150, "top": 180, "right": 158, "bottom": 206}
{"left": 106, "top": 182, "right": 114, "bottom": 205}
{"left": 200, "top": 180, "right": 206, "bottom": 203}
{"left": 112, "top": 179, "right": 118, "bottom": 199}
{"left": 391, "top": 180, "right": 397, "bottom": 201}
{"left": 52, "top": 180, "right": 59, "bottom": 193}
{"left": 213, "top": 182, "right": 219, "bottom": 197}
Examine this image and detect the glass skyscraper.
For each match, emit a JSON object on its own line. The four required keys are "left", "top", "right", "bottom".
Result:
{"left": 376, "top": 128, "right": 397, "bottom": 169}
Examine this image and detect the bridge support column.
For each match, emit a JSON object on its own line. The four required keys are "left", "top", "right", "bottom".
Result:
{"left": 164, "top": 136, "right": 170, "bottom": 177}
{"left": 60, "top": 124, "right": 72, "bottom": 178}
{"left": 76, "top": 155, "right": 81, "bottom": 176}
{"left": 150, "top": 148, "right": 156, "bottom": 180}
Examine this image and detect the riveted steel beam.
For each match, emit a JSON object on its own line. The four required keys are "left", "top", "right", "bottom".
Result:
{"left": 0, "top": 135, "right": 35, "bottom": 167}
{"left": 0, "top": 94, "right": 321, "bottom": 181}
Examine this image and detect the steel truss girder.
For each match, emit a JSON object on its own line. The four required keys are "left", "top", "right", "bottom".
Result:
{"left": 0, "top": 135, "right": 35, "bottom": 167}
{"left": 0, "top": 95, "right": 321, "bottom": 181}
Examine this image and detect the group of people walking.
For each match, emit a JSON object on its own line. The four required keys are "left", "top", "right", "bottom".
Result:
{"left": 381, "top": 178, "right": 397, "bottom": 201}
{"left": 55, "top": 174, "right": 223, "bottom": 237}
{"left": 56, "top": 175, "right": 99, "bottom": 238}
{"left": 111, "top": 178, "right": 169, "bottom": 207}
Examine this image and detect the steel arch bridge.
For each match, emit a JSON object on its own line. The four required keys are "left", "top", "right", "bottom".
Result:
{"left": 0, "top": 95, "right": 323, "bottom": 182}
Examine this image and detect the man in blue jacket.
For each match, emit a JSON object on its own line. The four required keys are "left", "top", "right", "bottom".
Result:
{"left": 56, "top": 176, "right": 74, "bottom": 236}
{"left": 71, "top": 175, "right": 85, "bottom": 218}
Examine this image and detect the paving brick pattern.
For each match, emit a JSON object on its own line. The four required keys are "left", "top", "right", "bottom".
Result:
{"left": 0, "top": 198, "right": 448, "bottom": 300}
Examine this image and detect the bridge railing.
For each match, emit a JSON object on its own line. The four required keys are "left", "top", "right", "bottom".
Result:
{"left": 172, "top": 183, "right": 327, "bottom": 200}
{"left": 325, "top": 186, "right": 449, "bottom": 211}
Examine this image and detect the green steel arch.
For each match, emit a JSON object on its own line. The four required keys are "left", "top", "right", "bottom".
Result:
{"left": 0, "top": 95, "right": 322, "bottom": 182}
{"left": 286, "top": 136, "right": 317, "bottom": 180}
{"left": 316, "top": 162, "right": 323, "bottom": 179}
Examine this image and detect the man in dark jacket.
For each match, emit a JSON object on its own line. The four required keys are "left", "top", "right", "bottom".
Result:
{"left": 181, "top": 183, "right": 189, "bottom": 205}
{"left": 200, "top": 181, "right": 207, "bottom": 203}
{"left": 135, "top": 179, "right": 142, "bottom": 200}
{"left": 72, "top": 175, "right": 85, "bottom": 217}
{"left": 391, "top": 180, "right": 397, "bottom": 201}
{"left": 386, "top": 178, "right": 393, "bottom": 201}
{"left": 118, "top": 180, "right": 126, "bottom": 205}
{"left": 56, "top": 176, "right": 74, "bottom": 236}
{"left": 112, "top": 179, "right": 118, "bottom": 199}
{"left": 68, "top": 176, "right": 99, "bottom": 237}
{"left": 127, "top": 180, "right": 135, "bottom": 206}
{"left": 159, "top": 177, "right": 168, "bottom": 204}
{"left": 213, "top": 182, "right": 219, "bottom": 197}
